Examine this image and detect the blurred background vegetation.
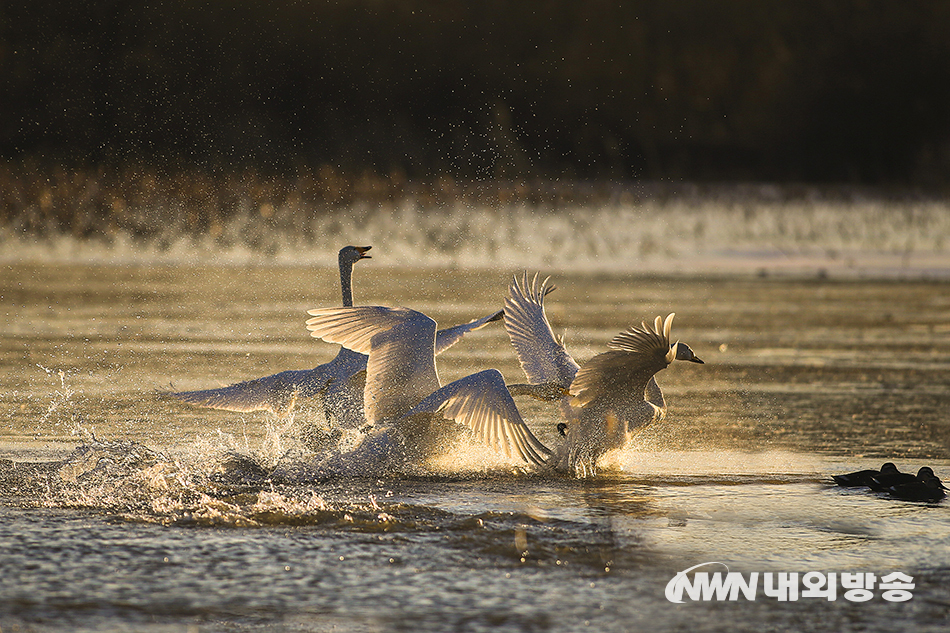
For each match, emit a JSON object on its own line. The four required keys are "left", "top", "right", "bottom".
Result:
{"left": 4, "top": 0, "right": 949, "bottom": 185}
{"left": 2, "top": 1, "right": 949, "bottom": 242}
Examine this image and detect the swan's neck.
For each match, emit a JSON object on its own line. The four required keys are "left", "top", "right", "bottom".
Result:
{"left": 340, "top": 262, "right": 355, "bottom": 307}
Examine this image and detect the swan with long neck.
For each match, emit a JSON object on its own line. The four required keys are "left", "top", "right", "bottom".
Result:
{"left": 168, "top": 246, "right": 372, "bottom": 422}
{"left": 504, "top": 272, "right": 704, "bottom": 476}
{"left": 168, "top": 246, "right": 504, "bottom": 430}
{"left": 304, "top": 305, "right": 561, "bottom": 467}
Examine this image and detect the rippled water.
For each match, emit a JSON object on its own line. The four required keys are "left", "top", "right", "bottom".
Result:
{"left": 2, "top": 258, "right": 949, "bottom": 632}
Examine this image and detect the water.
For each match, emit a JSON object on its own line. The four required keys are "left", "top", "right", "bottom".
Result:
{"left": 2, "top": 246, "right": 950, "bottom": 631}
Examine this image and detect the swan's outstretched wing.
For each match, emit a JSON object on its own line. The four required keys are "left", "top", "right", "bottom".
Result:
{"left": 306, "top": 306, "right": 439, "bottom": 423}
{"left": 305, "top": 306, "right": 407, "bottom": 353}
{"left": 170, "top": 245, "right": 371, "bottom": 418}
{"left": 168, "top": 368, "right": 331, "bottom": 415}
{"left": 504, "top": 272, "right": 580, "bottom": 386}
{"left": 168, "top": 345, "right": 371, "bottom": 416}
{"left": 569, "top": 314, "right": 675, "bottom": 408}
{"left": 402, "top": 369, "right": 552, "bottom": 466}
{"left": 434, "top": 309, "right": 504, "bottom": 356}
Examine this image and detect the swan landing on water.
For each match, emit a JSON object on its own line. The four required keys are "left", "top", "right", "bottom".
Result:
{"left": 504, "top": 273, "right": 704, "bottom": 476}
{"left": 304, "top": 305, "right": 564, "bottom": 469}
{"left": 167, "top": 245, "right": 504, "bottom": 435}
{"left": 168, "top": 246, "right": 373, "bottom": 425}
{"left": 305, "top": 272, "right": 703, "bottom": 476}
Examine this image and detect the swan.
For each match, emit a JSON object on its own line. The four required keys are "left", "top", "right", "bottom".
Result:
{"left": 169, "top": 246, "right": 372, "bottom": 424}
{"left": 169, "top": 246, "right": 503, "bottom": 431}
{"left": 304, "top": 305, "right": 563, "bottom": 468}
{"left": 504, "top": 272, "right": 704, "bottom": 476}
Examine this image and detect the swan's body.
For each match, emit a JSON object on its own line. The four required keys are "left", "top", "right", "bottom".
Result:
{"left": 504, "top": 273, "right": 703, "bottom": 476}
{"left": 304, "top": 305, "right": 557, "bottom": 467}
{"left": 169, "top": 246, "right": 503, "bottom": 432}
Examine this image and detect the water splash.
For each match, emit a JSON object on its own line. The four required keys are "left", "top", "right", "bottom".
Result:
{"left": 5, "top": 437, "right": 352, "bottom": 527}
{"left": 35, "top": 365, "right": 77, "bottom": 429}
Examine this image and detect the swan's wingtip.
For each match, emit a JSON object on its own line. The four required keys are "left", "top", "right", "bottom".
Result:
{"left": 663, "top": 313, "right": 675, "bottom": 339}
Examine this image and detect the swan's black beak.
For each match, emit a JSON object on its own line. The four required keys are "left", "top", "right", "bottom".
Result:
{"left": 356, "top": 245, "right": 372, "bottom": 259}
{"left": 690, "top": 356, "right": 704, "bottom": 364}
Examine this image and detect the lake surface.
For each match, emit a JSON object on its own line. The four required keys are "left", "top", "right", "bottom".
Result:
{"left": 1, "top": 260, "right": 949, "bottom": 632}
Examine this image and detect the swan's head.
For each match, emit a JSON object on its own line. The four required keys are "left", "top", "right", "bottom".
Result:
{"left": 339, "top": 245, "right": 372, "bottom": 266}
{"left": 672, "top": 342, "right": 704, "bottom": 364}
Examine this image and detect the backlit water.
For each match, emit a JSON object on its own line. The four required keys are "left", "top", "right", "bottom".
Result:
{"left": 2, "top": 259, "right": 949, "bottom": 632}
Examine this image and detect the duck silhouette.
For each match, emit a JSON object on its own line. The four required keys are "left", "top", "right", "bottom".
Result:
{"left": 832, "top": 462, "right": 899, "bottom": 488}
{"left": 868, "top": 465, "right": 920, "bottom": 492}
{"left": 885, "top": 467, "right": 947, "bottom": 502}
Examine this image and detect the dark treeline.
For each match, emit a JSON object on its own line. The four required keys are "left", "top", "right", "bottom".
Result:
{"left": 3, "top": 0, "right": 950, "bottom": 186}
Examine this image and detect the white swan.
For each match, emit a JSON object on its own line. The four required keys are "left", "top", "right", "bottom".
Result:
{"left": 504, "top": 273, "right": 704, "bottom": 476}
{"left": 169, "top": 246, "right": 503, "bottom": 431}
{"left": 169, "top": 246, "right": 372, "bottom": 423}
{"left": 304, "top": 305, "right": 561, "bottom": 468}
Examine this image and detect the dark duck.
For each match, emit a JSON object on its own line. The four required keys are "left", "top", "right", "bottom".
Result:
{"left": 832, "top": 462, "right": 899, "bottom": 488}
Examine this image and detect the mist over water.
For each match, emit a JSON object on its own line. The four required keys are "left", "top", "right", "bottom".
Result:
{"left": 3, "top": 193, "right": 950, "bottom": 277}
